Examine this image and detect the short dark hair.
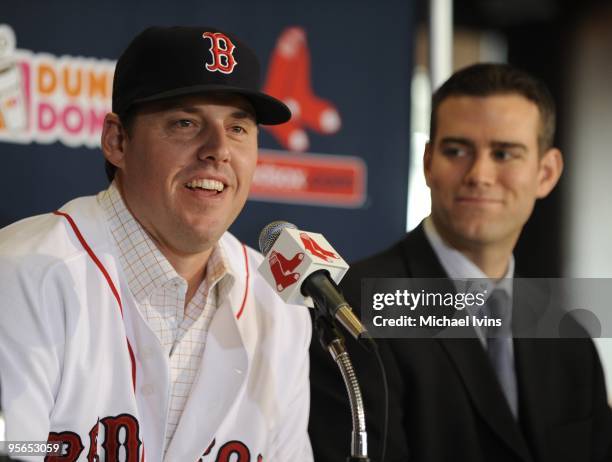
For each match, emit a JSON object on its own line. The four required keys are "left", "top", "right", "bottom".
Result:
{"left": 429, "top": 63, "right": 556, "bottom": 153}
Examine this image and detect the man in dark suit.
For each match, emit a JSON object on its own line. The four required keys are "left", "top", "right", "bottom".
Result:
{"left": 309, "top": 63, "right": 612, "bottom": 462}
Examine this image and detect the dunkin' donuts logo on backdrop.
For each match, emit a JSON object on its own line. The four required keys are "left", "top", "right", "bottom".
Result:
{"left": 0, "top": 24, "right": 113, "bottom": 148}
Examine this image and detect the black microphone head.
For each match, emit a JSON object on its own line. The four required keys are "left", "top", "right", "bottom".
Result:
{"left": 258, "top": 221, "right": 298, "bottom": 256}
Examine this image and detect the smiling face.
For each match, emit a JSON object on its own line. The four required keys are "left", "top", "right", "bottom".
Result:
{"left": 424, "top": 94, "right": 562, "bottom": 253}
{"left": 102, "top": 93, "right": 258, "bottom": 258}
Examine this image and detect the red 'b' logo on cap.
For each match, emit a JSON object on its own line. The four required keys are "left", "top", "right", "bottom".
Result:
{"left": 203, "top": 32, "right": 238, "bottom": 74}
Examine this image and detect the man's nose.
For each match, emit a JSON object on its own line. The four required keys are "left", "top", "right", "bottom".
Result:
{"left": 197, "top": 123, "right": 231, "bottom": 163}
{"left": 463, "top": 151, "right": 496, "bottom": 186}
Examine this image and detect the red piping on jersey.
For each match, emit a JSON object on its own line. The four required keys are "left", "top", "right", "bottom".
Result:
{"left": 55, "top": 211, "right": 247, "bottom": 462}
{"left": 53, "top": 210, "right": 137, "bottom": 392}
{"left": 235, "top": 244, "right": 250, "bottom": 320}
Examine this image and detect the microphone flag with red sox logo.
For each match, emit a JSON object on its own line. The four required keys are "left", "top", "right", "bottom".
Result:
{"left": 257, "top": 227, "right": 349, "bottom": 307}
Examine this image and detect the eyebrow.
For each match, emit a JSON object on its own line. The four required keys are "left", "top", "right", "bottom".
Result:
{"left": 490, "top": 141, "right": 528, "bottom": 152}
{"left": 172, "top": 106, "right": 257, "bottom": 123}
{"left": 229, "top": 110, "right": 258, "bottom": 123}
{"left": 439, "top": 137, "right": 474, "bottom": 147}
{"left": 439, "top": 137, "right": 528, "bottom": 152}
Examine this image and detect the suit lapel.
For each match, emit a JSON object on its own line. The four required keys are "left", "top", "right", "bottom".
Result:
{"left": 398, "top": 225, "right": 447, "bottom": 277}
{"left": 400, "top": 224, "right": 533, "bottom": 461}
{"left": 438, "top": 339, "right": 532, "bottom": 460}
{"left": 512, "top": 279, "right": 554, "bottom": 460}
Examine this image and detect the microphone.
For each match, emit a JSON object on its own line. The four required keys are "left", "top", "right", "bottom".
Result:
{"left": 257, "top": 220, "right": 370, "bottom": 341}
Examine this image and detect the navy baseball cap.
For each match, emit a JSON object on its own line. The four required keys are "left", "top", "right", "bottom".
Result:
{"left": 112, "top": 26, "right": 291, "bottom": 125}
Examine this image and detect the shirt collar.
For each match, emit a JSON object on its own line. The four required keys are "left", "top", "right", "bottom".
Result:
{"left": 98, "top": 181, "right": 232, "bottom": 303}
{"left": 423, "top": 216, "right": 514, "bottom": 299}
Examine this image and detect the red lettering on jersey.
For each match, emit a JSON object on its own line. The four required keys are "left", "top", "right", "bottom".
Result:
{"left": 100, "top": 414, "right": 142, "bottom": 462}
{"left": 268, "top": 250, "right": 304, "bottom": 291}
{"left": 215, "top": 440, "right": 250, "bottom": 462}
{"left": 203, "top": 32, "right": 238, "bottom": 74}
{"left": 300, "top": 232, "right": 338, "bottom": 262}
{"left": 45, "top": 431, "right": 84, "bottom": 462}
{"left": 87, "top": 419, "right": 100, "bottom": 462}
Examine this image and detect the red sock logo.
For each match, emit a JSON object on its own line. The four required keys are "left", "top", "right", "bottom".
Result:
{"left": 203, "top": 32, "right": 238, "bottom": 74}
{"left": 263, "top": 27, "right": 341, "bottom": 151}
{"left": 300, "top": 232, "right": 338, "bottom": 262}
{"left": 268, "top": 250, "right": 304, "bottom": 291}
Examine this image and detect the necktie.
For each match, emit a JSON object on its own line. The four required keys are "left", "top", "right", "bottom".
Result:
{"left": 484, "top": 289, "right": 518, "bottom": 417}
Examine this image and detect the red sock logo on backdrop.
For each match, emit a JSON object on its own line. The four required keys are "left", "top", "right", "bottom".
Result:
{"left": 263, "top": 27, "right": 341, "bottom": 151}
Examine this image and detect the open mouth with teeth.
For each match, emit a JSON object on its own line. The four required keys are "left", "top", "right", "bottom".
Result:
{"left": 185, "top": 179, "right": 225, "bottom": 193}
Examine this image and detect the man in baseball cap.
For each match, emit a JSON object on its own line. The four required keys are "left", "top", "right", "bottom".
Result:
{"left": 0, "top": 26, "right": 313, "bottom": 461}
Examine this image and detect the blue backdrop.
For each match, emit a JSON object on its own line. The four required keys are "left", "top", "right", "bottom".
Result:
{"left": 0, "top": 0, "right": 414, "bottom": 262}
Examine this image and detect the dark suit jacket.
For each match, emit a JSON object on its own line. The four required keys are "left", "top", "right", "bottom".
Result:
{"left": 309, "top": 224, "right": 612, "bottom": 462}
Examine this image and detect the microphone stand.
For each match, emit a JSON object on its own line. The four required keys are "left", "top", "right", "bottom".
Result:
{"left": 315, "top": 314, "right": 371, "bottom": 462}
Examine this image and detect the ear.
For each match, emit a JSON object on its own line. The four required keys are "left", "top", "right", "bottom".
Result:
{"left": 101, "top": 113, "right": 128, "bottom": 172}
{"left": 536, "top": 147, "right": 563, "bottom": 198}
{"left": 423, "top": 141, "right": 433, "bottom": 187}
